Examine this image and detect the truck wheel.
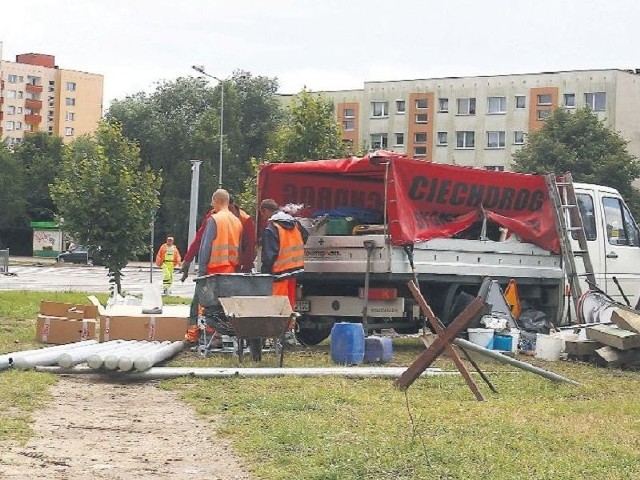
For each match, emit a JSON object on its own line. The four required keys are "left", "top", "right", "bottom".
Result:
{"left": 295, "top": 325, "right": 332, "bottom": 346}
{"left": 394, "top": 326, "right": 420, "bottom": 335}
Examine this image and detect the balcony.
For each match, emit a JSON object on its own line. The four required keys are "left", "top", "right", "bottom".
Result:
{"left": 25, "top": 114, "right": 42, "bottom": 124}
{"left": 25, "top": 99, "right": 43, "bottom": 110}
{"left": 26, "top": 84, "right": 43, "bottom": 94}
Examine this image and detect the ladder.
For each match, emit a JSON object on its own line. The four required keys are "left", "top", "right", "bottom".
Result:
{"left": 545, "top": 173, "right": 597, "bottom": 317}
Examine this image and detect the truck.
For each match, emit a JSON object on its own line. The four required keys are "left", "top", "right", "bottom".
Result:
{"left": 257, "top": 151, "right": 640, "bottom": 345}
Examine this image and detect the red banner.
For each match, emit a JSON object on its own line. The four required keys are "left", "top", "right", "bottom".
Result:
{"left": 258, "top": 153, "right": 560, "bottom": 253}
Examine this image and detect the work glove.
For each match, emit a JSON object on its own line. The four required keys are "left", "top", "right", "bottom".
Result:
{"left": 180, "top": 261, "right": 191, "bottom": 282}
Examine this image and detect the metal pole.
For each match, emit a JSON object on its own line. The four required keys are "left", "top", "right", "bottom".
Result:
{"left": 188, "top": 160, "right": 202, "bottom": 248}
{"left": 149, "top": 210, "right": 155, "bottom": 283}
{"left": 218, "top": 81, "right": 224, "bottom": 188}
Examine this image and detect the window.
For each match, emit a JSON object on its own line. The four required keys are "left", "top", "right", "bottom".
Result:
{"left": 49, "top": 100, "right": 55, "bottom": 107}
{"left": 414, "top": 146, "right": 427, "bottom": 156}
{"left": 537, "top": 110, "right": 552, "bottom": 120}
{"left": 7, "top": 74, "right": 18, "bottom": 83}
{"left": 66, "top": 112, "right": 75, "bottom": 121}
{"left": 415, "top": 99, "right": 428, "bottom": 109}
{"left": 486, "top": 131, "right": 506, "bottom": 148}
{"left": 16, "top": 107, "right": 22, "bottom": 114}
{"left": 6, "top": 90, "right": 17, "bottom": 99}
{"left": 342, "top": 120, "right": 355, "bottom": 131}
{"left": 65, "top": 127, "right": 75, "bottom": 136}
{"left": 437, "top": 131, "right": 448, "bottom": 146}
{"left": 395, "top": 100, "right": 406, "bottom": 114}
{"left": 513, "top": 131, "right": 526, "bottom": 145}
{"left": 564, "top": 93, "right": 575, "bottom": 108}
{"left": 343, "top": 108, "right": 355, "bottom": 118}
{"left": 372, "top": 102, "right": 389, "bottom": 117}
{"left": 537, "top": 94, "right": 552, "bottom": 105}
{"left": 485, "top": 165, "right": 505, "bottom": 171}
{"left": 414, "top": 132, "right": 427, "bottom": 143}
{"left": 395, "top": 133, "right": 404, "bottom": 146}
{"left": 370, "top": 133, "right": 388, "bottom": 149}
{"left": 7, "top": 106, "right": 15, "bottom": 115}
{"left": 457, "top": 98, "right": 476, "bottom": 115}
{"left": 438, "top": 98, "right": 449, "bottom": 112}
{"left": 5, "top": 121, "right": 14, "bottom": 131}
{"left": 66, "top": 82, "right": 77, "bottom": 92}
{"left": 603, "top": 196, "right": 640, "bottom": 246}
{"left": 515, "top": 95, "right": 526, "bottom": 109}
{"left": 65, "top": 97, "right": 76, "bottom": 106}
{"left": 576, "top": 194, "right": 597, "bottom": 241}
{"left": 15, "top": 121, "right": 22, "bottom": 131}
{"left": 456, "top": 131, "right": 475, "bottom": 148}
{"left": 17, "top": 91, "right": 23, "bottom": 99}
{"left": 487, "top": 96, "right": 506, "bottom": 114}
{"left": 585, "top": 92, "right": 606, "bottom": 111}
{"left": 415, "top": 113, "right": 428, "bottom": 123}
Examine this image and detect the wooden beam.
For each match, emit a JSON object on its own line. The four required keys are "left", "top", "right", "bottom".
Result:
{"left": 586, "top": 324, "right": 640, "bottom": 350}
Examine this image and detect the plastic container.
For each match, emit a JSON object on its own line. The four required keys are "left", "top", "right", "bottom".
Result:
{"left": 364, "top": 336, "right": 393, "bottom": 363}
{"left": 535, "top": 333, "right": 563, "bottom": 361}
{"left": 492, "top": 334, "right": 512, "bottom": 352}
{"left": 467, "top": 328, "right": 494, "bottom": 349}
{"left": 327, "top": 217, "right": 357, "bottom": 235}
{"left": 330, "top": 322, "right": 365, "bottom": 365}
{"left": 508, "top": 328, "right": 520, "bottom": 353}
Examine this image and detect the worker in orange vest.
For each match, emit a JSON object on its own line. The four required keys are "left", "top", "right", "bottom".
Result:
{"left": 259, "top": 199, "right": 308, "bottom": 309}
{"left": 155, "top": 236, "right": 181, "bottom": 295}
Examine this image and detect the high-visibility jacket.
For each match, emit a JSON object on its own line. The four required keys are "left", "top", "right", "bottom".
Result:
{"left": 155, "top": 243, "right": 181, "bottom": 267}
{"left": 207, "top": 210, "right": 242, "bottom": 274}
{"left": 272, "top": 223, "right": 304, "bottom": 278}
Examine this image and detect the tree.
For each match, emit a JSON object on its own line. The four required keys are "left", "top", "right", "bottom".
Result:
{"left": 0, "top": 143, "right": 26, "bottom": 228}
{"left": 269, "top": 89, "right": 347, "bottom": 163}
{"left": 106, "top": 73, "right": 281, "bottom": 249}
{"left": 51, "top": 122, "right": 161, "bottom": 294}
{"left": 12, "top": 132, "right": 64, "bottom": 220}
{"left": 513, "top": 107, "right": 640, "bottom": 215}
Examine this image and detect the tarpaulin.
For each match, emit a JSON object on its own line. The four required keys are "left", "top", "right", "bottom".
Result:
{"left": 258, "top": 152, "right": 560, "bottom": 253}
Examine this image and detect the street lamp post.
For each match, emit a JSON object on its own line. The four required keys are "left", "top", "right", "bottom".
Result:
{"left": 188, "top": 159, "right": 202, "bottom": 247}
{"left": 192, "top": 65, "right": 224, "bottom": 188}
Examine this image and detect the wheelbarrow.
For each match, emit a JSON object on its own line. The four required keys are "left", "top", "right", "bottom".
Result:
{"left": 219, "top": 296, "right": 298, "bottom": 366}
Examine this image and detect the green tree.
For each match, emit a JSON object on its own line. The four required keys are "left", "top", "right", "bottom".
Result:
{"left": 51, "top": 122, "right": 161, "bottom": 293}
{"left": 513, "top": 107, "right": 640, "bottom": 215}
{"left": 12, "top": 132, "right": 64, "bottom": 220}
{"left": 0, "top": 143, "right": 26, "bottom": 228}
{"left": 270, "top": 89, "right": 347, "bottom": 163}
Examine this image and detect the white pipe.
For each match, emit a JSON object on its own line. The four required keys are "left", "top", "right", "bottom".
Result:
{"left": 103, "top": 341, "right": 157, "bottom": 370}
{"left": 87, "top": 341, "right": 144, "bottom": 369}
{"left": 2, "top": 340, "right": 98, "bottom": 369}
{"left": 11, "top": 340, "right": 99, "bottom": 371}
{"left": 133, "top": 341, "right": 184, "bottom": 371}
{"left": 57, "top": 340, "right": 125, "bottom": 368}
{"left": 35, "top": 366, "right": 451, "bottom": 380}
{"left": 118, "top": 341, "right": 170, "bottom": 371}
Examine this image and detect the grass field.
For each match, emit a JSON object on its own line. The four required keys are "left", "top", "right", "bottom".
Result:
{"left": 1, "top": 291, "right": 639, "bottom": 479}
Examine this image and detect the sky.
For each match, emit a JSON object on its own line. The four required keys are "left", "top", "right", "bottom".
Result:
{"left": 2, "top": 0, "right": 640, "bottom": 109}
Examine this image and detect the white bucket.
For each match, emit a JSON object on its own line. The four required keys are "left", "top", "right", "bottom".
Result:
{"left": 467, "top": 328, "right": 494, "bottom": 349}
{"left": 508, "top": 328, "right": 520, "bottom": 353}
{"left": 535, "top": 333, "right": 563, "bottom": 361}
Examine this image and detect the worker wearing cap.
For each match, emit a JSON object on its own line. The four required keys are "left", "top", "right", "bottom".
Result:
{"left": 155, "top": 236, "right": 182, "bottom": 295}
{"left": 259, "top": 199, "right": 308, "bottom": 308}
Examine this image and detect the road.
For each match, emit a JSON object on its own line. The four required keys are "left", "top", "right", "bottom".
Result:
{"left": 0, "top": 264, "right": 196, "bottom": 298}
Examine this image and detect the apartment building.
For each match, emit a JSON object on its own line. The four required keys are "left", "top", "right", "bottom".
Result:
{"left": 0, "top": 46, "right": 103, "bottom": 146}
{"left": 316, "top": 69, "right": 640, "bottom": 171}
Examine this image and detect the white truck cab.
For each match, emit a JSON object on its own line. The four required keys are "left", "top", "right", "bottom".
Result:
{"left": 574, "top": 183, "right": 640, "bottom": 307}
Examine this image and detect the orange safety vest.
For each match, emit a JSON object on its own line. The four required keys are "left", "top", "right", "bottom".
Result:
{"left": 207, "top": 210, "right": 242, "bottom": 274}
{"left": 272, "top": 223, "right": 304, "bottom": 278}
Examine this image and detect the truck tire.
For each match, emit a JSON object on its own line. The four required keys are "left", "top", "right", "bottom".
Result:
{"left": 295, "top": 325, "right": 332, "bottom": 346}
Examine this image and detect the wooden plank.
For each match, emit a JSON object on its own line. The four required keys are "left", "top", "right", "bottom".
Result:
{"left": 611, "top": 308, "right": 640, "bottom": 334}
{"left": 586, "top": 324, "right": 640, "bottom": 350}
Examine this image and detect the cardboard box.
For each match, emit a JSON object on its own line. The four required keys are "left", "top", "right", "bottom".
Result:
{"left": 36, "top": 315, "right": 97, "bottom": 344}
{"left": 40, "top": 301, "right": 99, "bottom": 320}
{"left": 100, "top": 315, "right": 188, "bottom": 342}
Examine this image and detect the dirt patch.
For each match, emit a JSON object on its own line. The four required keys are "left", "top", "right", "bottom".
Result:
{"left": 0, "top": 376, "right": 252, "bottom": 479}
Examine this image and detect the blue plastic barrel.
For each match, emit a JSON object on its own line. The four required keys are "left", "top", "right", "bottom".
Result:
{"left": 364, "top": 336, "right": 393, "bottom": 363}
{"left": 493, "top": 334, "right": 513, "bottom": 351}
{"left": 330, "top": 322, "right": 365, "bottom": 365}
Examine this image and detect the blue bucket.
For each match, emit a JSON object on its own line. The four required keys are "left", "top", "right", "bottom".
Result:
{"left": 330, "top": 323, "right": 365, "bottom": 365}
{"left": 493, "top": 334, "right": 513, "bottom": 351}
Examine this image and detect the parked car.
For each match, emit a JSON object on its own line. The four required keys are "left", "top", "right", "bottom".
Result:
{"left": 57, "top": 246, "right": 102, "bottom": 266}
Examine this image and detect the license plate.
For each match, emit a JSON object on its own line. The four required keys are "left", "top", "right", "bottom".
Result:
{"left": 294, "top": 300, "right": 310, "bottom": 312}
